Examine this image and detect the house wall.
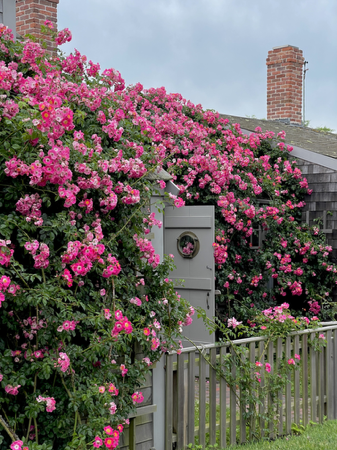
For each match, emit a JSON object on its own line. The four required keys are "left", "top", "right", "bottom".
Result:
{"left": 297, "top": 158, "right": 337, "bottom": 260}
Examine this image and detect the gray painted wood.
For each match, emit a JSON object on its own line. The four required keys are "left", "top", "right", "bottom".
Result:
{"left": 318, "top": 337, "right": 324, "bottom": 423}
{"left": 239, "top": 348, "right": 246, "bottom": 444}
{"left": 294, "top": 335, "right": 300, "bottom": 425}
{"left": 301, "top": 334, "right": 309, "bottom": 426}
{"left": 310, "top": 333, "right": 317, "bottom": 422}
{"left": 258, "top": 341, "right": 265, "bottom": 438}
{"left": 333, "top": 330, "right": 337, "bottom": 419}
{"left": 285, "top": 337, "right": 291, "bottom": 434}
{"left": 176, "top": 353, "right": 185, "bottom": 448}
{"left": 220, "top": 346, "right": 227, "bottom": 448}
{"left": 165, "top": 354, "right": 173, "bottom": 450}
{"left": 230, "top": 347, "right": 237, "bottom": 446}
{"left": 164, "top": 205, "right": 215, "bottom": 345}
{"left": 326, "top": 330, "right": 332, "bottom": 420}
{"left": 153, "top": 358, "right": 165, "bottom": 449}
{"left": 198, "top": 352, "right": 206, "bottom": 447}
{"left": 268, "top": 341, "right": 274, "bottom": 438}
{"left": 249, "top": 342, "right": 255, "bottom": 441}
{"left": 209, "top": 348, "right": 217, "bottom": 445}
{"left": 187, "top": 351, "right": 195, "bottom": 444}
{"left": 276, "top": 338, "right": 283, "bottom": 436}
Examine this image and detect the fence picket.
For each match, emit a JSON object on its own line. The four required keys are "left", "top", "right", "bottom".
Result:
{"left": 318, "top": 334, "right": 324, "bottom": 423}
{"left": 294, "top": 335, "right": 300, "bottom": 425}
{"left": 276, "top": 338, "right": 283, "bottom": 436}
{"left": 163, "top": 324, "right": 337, "bottom": 449}
{"left": 239, "top": 348, "right": 246, "bottom": 444}
{"left": 230, "top": 347, "right": 237, "bottom": 446}
{"left": 301, "top": 334, "right": 309, "bottom": 426}
{"left": 310, "top": 333, "right": 317, "bottom": 422}
{"left": 326, "top": 330, "right": 332, "bottom": 420}
{"left": 268, "top": 341, "right": 274, "bottom": 439}
{"left": 285, "top": 337, "right": 291, "bottom": 434}
{"left": 258, "top": 341, "right": 265, "bottom": 438}
{"left": 333, "top": 330, "right": 337, "bottom": 419}
{"left": 249, "top": 342, "right": 255, "bottom": 441}
{"left": 220, "top": 346, "right": 227, "bottom": 448}
{"left": 209, "top": 348, "right": 217, "bottom": 446}
{"left": 187, "top": 351, "right": 195, "bottom": 445}
{"left": 198, "top": 351, "right": 206, "bottom": 448}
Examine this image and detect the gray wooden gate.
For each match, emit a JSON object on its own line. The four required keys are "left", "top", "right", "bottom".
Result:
{"left": 164, "top": 205, "right": 215, "bottom": 346}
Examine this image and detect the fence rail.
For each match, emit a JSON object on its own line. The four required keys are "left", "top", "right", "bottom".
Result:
{"left": 164, "top": 324, "right": 337, "bottom": 449}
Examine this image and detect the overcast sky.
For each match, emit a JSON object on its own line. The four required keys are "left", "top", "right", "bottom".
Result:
{"left": 58, "top": 0, "right": 337, "bottom": 131}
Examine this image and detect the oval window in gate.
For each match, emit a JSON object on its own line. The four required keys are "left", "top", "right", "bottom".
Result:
{"left": 177, "top": 231, "right": 200, "bottom": 259}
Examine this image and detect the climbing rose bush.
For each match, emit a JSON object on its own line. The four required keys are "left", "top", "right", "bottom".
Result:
{"left": 0, "top": 25, "right": 192, "bottom": 449}
{"left": 163, "top": 120, "right": 337, "bottom": 323}
{"left": 0, "top": 20, "right": 337, "bottom": 449}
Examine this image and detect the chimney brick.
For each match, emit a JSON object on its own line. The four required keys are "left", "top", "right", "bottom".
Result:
{"left": 16, "top": 0, "right": 60, "bottom": 55}
{"left": 266, "top": 45, "right": 305, "bottom": 124}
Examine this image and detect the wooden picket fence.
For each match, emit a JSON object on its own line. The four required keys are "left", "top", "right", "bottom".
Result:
{"left": 164, "top": 324, "right": 337, "bottom": 450}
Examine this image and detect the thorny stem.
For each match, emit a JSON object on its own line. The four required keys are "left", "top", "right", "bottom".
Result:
{"left": 11, "top": 264, "right": 30, "bottom": 289}
{"left": 0, "top": 414, "right": 19, "bottom": 442}
{"left": 106, "top": 198, "right": 148, "bottom": 246}
{"left": 41, "top": 268, "right": 46, "bottom": 285}
{"left": 26, "top": 371, "right": 39, "bottom": 442}
{"left": 34, "top": 417, "right": 38, "bottom": 444}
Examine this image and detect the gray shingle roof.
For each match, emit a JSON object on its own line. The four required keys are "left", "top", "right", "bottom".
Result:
{"left": 219, "top": 114, "right": 337, "bottom": 160}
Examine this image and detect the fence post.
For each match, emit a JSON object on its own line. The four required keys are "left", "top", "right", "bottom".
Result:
{"left": 165, "top": 354, "right": 173, "bottom": 450}
{"left": 176, "top": 353, "right": 186, "bottom": 448}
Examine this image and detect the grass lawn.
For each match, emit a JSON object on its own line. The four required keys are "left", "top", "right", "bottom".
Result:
{"left": 226, "top": 420, "right": 337, "bottom": 450}
{"left": 188, "top": 420, "right": 337, "bottom": 449}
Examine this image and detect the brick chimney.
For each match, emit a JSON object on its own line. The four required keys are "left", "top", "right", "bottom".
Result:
{"left": 266, "top": 45, "right": 305, "bottom": 125}
{"left": 16, "top": 0, "right": 59, "bottom": 54}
